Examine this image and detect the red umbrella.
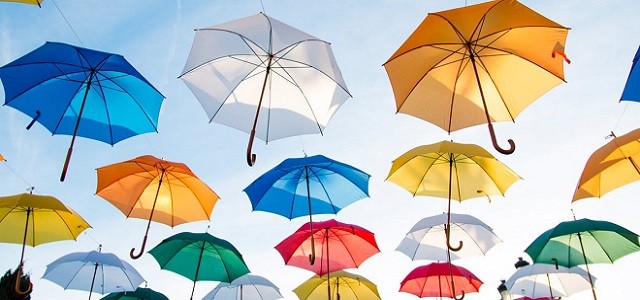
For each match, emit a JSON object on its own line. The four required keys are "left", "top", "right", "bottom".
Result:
{"left": 515, "top": 298, "right": 554, "bottom": 300}
{"left": 400, "top": 262, "right": 482, "bottom": 299}
{"left": 275, "top": 219, "right": 379, "bottom": 275}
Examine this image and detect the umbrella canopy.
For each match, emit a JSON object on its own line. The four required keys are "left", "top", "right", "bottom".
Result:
{"left": 43, "top": 250, "right": 145, "bottom": 300}
{"left": 384, "top": 0, "right": 569, "bottom": 154}
{"left": 396, "top": 212, "right": 501, "bottom": 261}
{"left": 0, "top": 42, "right": 164, "bottom": 181}
{"left": 245, "top": 155, "right": 370, "bottom": 263}
{"left": 573, "top": 128, "right": 640, "bottom": 201}
{"left": 179, "top": 13, "right": 351, "bottom": 166}
{"left": 148, "top": 232, "right": 250, "bottom": 300}
{"left": 399, "top": 262, "right": 483, "bottom": 299}
{"left": 621, "top": 45, "right": 640, "bottom": 102}
{"left": 96, "top": 155, "right": 220, "bottom": 259}
{"left": 0, "top": 0, "right": 42, "bottom": 6}
{"left": 524, "top": 218, "right": 640, "bottom": 299}
{"left": 505, "top": 263, "right": 594, "bottom": 299}
{"left": 100, "top": 287, "right": 169, "bottom": 300}
{"left": 294, "top": 270, "right": 380, "bottom": 300}
{"left": 275, "top": 219, "right": 379, "bottom": 276}
{"left": 387, "top": 141, "right": 520, "bottom": 251}
{"left": 0, "top": 192, "right": 91, "bottom": 295}
{"left": 203, "top": 274, "right": 282, "bottom": 300}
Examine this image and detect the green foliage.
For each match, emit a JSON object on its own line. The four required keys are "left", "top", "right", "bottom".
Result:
{"left": 0, "top": 266, "right": 31, "bottom": 300}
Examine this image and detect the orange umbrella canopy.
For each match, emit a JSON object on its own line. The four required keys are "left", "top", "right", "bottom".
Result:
{"left": 96, "top": 155, "right": 219, "bottom": 226}
{"left": 1, "top": 0, "right": 42, "bottom": 6}
{"left": 573, "top": 129, "right": 640, "bottom": 201}
{"left": 384, "top": 0, "right": 569, "bottom": 154}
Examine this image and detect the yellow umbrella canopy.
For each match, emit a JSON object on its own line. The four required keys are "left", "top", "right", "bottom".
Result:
{"left": 294, "top": 271, "right": 381, "bottom": 300}
{"left": 384, "top": 0, "right": 569, "bottom": 154}
{"left": 573, "top": 129, "right": 640, "bottom": 201}
{"left": 387, "top": 140, "right": 520, "bottom": 251}
{"left": 96, "top": 155, "right": 220, "bottom": 259}
{"left": 0, "top": 0, "right": 42, "bottom": 6}
{"left": 0, "top": 192, "right": 91, "bottom": 295}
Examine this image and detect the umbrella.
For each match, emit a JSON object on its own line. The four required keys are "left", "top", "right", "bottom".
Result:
{"left": 100, "top": 287, "right": 169, "bottom": 300}
{"left": 179, "top": 13, "right": 351, "bottom": 166}
{"left": 293, "top": 270, "right": 380, "bottom": 300}
{"left": 148, "top": 232, "right": 250, "bottom": 300}
{"left": 573, "top": 128, "right": 640, "bottom": 201}
{"left": 399, "top": 262, "right": 483, "bottom": 299}
{"left": 244, "top": 154, "right": 370, "bottom": 263}
{"left": 43, "top": 249, "right": 145, "bottom": 300}
{"left": 383, "top": 0, "right": 570, "bottom": 154}
{"left": 0, "top": 42, "right": 164, "bottom": 181}
{"left": 96, "top": 155, "right": 219, "bottom": 259}
{"left": 387, "top": 141, "right": 520, "bottom": 252}
{"left": 0, "top": 192, "right": 91, "bottom": 295}
{"left": 275, "top": 219, "right": 379, "bottom": 300}
{"left": 524, "top": 218, "right": 640, "bottom": 299}
{"left": 620, "top": 45, "right": 640, "bottom": 102}
{"left": 396, "top": 212, "right": 501, "bottom": 261}
{"left": 202, "top": 274, "right": 282, "bottom": 300}
{"left": 0, "top": 0, "right": 42, "bottom": 6}
{"left": 505, "top": 263, "right": 594, "bottom": 299}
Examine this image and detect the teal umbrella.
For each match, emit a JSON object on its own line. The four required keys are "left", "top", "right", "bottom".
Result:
{"left": 525, "top": 218, "right": 640, "bottom": 300}
{"left": 100, "top": 288, "right": 169, "bottom": 300}
{"left": 148, "top": 232, "right": 250, "bottom": 300}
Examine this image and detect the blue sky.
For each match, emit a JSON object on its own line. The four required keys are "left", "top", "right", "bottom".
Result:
{"left": 1, "top": 0, "right": 640, "bottom": 299}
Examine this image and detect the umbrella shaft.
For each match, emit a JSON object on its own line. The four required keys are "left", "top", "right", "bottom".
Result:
{"left": 577, "top": 233, "right": 598, "bottom": 300}
{"left": 20, "top": 208, "right": 31, "bottom": 264}
{"left": 88, "top": 263, "right": 98, "bottom": 300}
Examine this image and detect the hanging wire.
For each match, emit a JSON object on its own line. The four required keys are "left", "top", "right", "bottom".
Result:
{"left": 83, "top": 231, "right": 102, "bottom": 247}
{"left": 612, "top": 102, "right": 630, "bottom": 133}
{"left": 51, "top": 0, "right": 84, "bottom": 46}
{"left": 1, "top": 159, "right": 33, "bottom": 190}
{"left": 259, "top": 0, "right": 266, "bottom": 14}
{"left": 299, "top": 136, "right": 308, "bottom": 157}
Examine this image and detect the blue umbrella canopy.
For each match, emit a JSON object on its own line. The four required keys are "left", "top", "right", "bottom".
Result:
{"left": 621, "top": 45, "right": 640, "bottom": 102}
{"left": 244, "top": 155, "right": 370, "bottom": 219}
{"left": 0, "top": 41, "right": 164, "bottom": 180}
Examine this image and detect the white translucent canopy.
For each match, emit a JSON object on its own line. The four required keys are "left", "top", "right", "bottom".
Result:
{"left": 180, "top": 13, "right": 351, "bottom": 142}
{"left": 505, "top": 263, "right": 595, "bottom": 298}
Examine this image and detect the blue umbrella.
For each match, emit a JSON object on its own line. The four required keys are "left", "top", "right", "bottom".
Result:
{"left": 0, "top": 42, "right": 164, "bottom": 181}
{"left": 244, "top": 154, "right": 370, "bottom": 263}
{"left": 621, "top": 45, "right": 640, "bottom": 102}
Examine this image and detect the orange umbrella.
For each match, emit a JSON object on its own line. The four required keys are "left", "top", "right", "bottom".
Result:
{"left": 96, "top": 155, "right": 219, "bottom": 259}
{"left": 1, "top": 0, "right": 42, "bottom": 7}
{"left": 384, "top": 0, "right": 570, "bottom": 154}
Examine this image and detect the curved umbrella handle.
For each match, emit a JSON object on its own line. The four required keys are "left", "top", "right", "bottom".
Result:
{"left": 130, "top": 234, "right": 148, "bottom": 259}
{"left": 445, "top": 224, "right": 463, "bottom": 252}
{"left": 453, "top": 291, "right": 465, "bottom": 300}
{"left": 246, "top": 129, "right": 257, "bottom": 166}
{"left": 14, "top": 265, "right": 33, "bottom": 296}
{"left": 487, "top": 122, "right": 515, "bottom": 155}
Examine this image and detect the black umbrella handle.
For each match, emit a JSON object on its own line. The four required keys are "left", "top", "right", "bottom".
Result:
{"left": 246, "top": 129, "right": 257, "bottom": 166}
{"left": 130, "top": 234, "right": 148, "bottom": 259}
{"left": 487, "top": 121, "right": 515, "bottom": 155}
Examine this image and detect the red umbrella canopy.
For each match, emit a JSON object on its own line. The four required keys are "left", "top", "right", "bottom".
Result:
{"left": 515, "top": 298, "right": 554, "bottom": 300}
{"left": 400, "top": 262, "right": 483, "bottom": 298}
{"left": 275, "top": 219, "right": 379, "bottom": 275}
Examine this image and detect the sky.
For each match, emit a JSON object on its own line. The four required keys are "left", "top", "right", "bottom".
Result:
{"left": 0, "top": 0, "right": 640, "bottom": 299}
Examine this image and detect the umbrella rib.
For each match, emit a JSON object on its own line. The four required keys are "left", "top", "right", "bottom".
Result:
{"left": 52, "top": 209, "right": 80, "bottom": 241}
{"left": 307, "top": 165, "right": 339, "bottom": 214}
{"left": 410, "top": 152, "right": 447, "bottom": 196}
{"left": 588, "top": 231, "right": 616, "bottom": 263}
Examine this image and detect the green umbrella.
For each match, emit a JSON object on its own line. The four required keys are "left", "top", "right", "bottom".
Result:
{"left": 148, "top": 232, "right": 250, "bottom": 300}
{"left": 525, "top": 218, "right": 640, "bottom": 300}
{"left": 100, "top": 287, "right": 169, "bottom": 300}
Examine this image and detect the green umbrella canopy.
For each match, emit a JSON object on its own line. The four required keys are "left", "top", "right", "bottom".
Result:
{"left": 148, "top": 232, "right": 250, "bottom": 283}
{"left": 525, "top": 218, "right": 640, "bottom": 267}
{"left": 100, "top": 287, "right": 169, "bottom": 300}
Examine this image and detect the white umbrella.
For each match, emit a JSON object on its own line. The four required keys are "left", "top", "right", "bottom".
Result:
{"left": 179, "top": 13, "right": 351, "bottom": 166}
{"left": 202, "top": 274, "right": 283, "bottom": 300}
{"left": 42, "top": 250, "right": 145, "bottom": 300}
{"left": 505, "top": 263, "right": 595, "bottom": 299}
{"left": 396, "top": 212, "right": 502, "bottom": 261}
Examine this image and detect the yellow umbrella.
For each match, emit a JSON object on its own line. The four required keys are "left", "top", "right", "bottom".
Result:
{"left": 96, "top": 155, "right": 220, "bottom": 259}
{"left": 294, "top": 271, "right": 380, "bottom": 300}
{"left": 0, "top": 0, "right": 42, "bottom": 7}
{"left": 387, "top": 141, "right": 520, "bottom": 251}
{"left": 573, "top": 129, "right": 640, "bottom": 201}
{"left": 0, "top": 192, "right": 91, "bottom": 295}
{"left": 384, "top": 0, "right": 570, "bottom": 154}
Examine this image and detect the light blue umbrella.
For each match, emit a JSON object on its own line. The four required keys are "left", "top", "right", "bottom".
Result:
{"left": 621, "top": 45, "right": 640, "bottom": 102}
{"left": 244, "top": 155, "right": 370, "bottom": 264}
{"left": 43, "top": 250, "right": 145, "bottom": 300}
{"left": 0, "top": 41, "right": 164, "bottom": 181}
